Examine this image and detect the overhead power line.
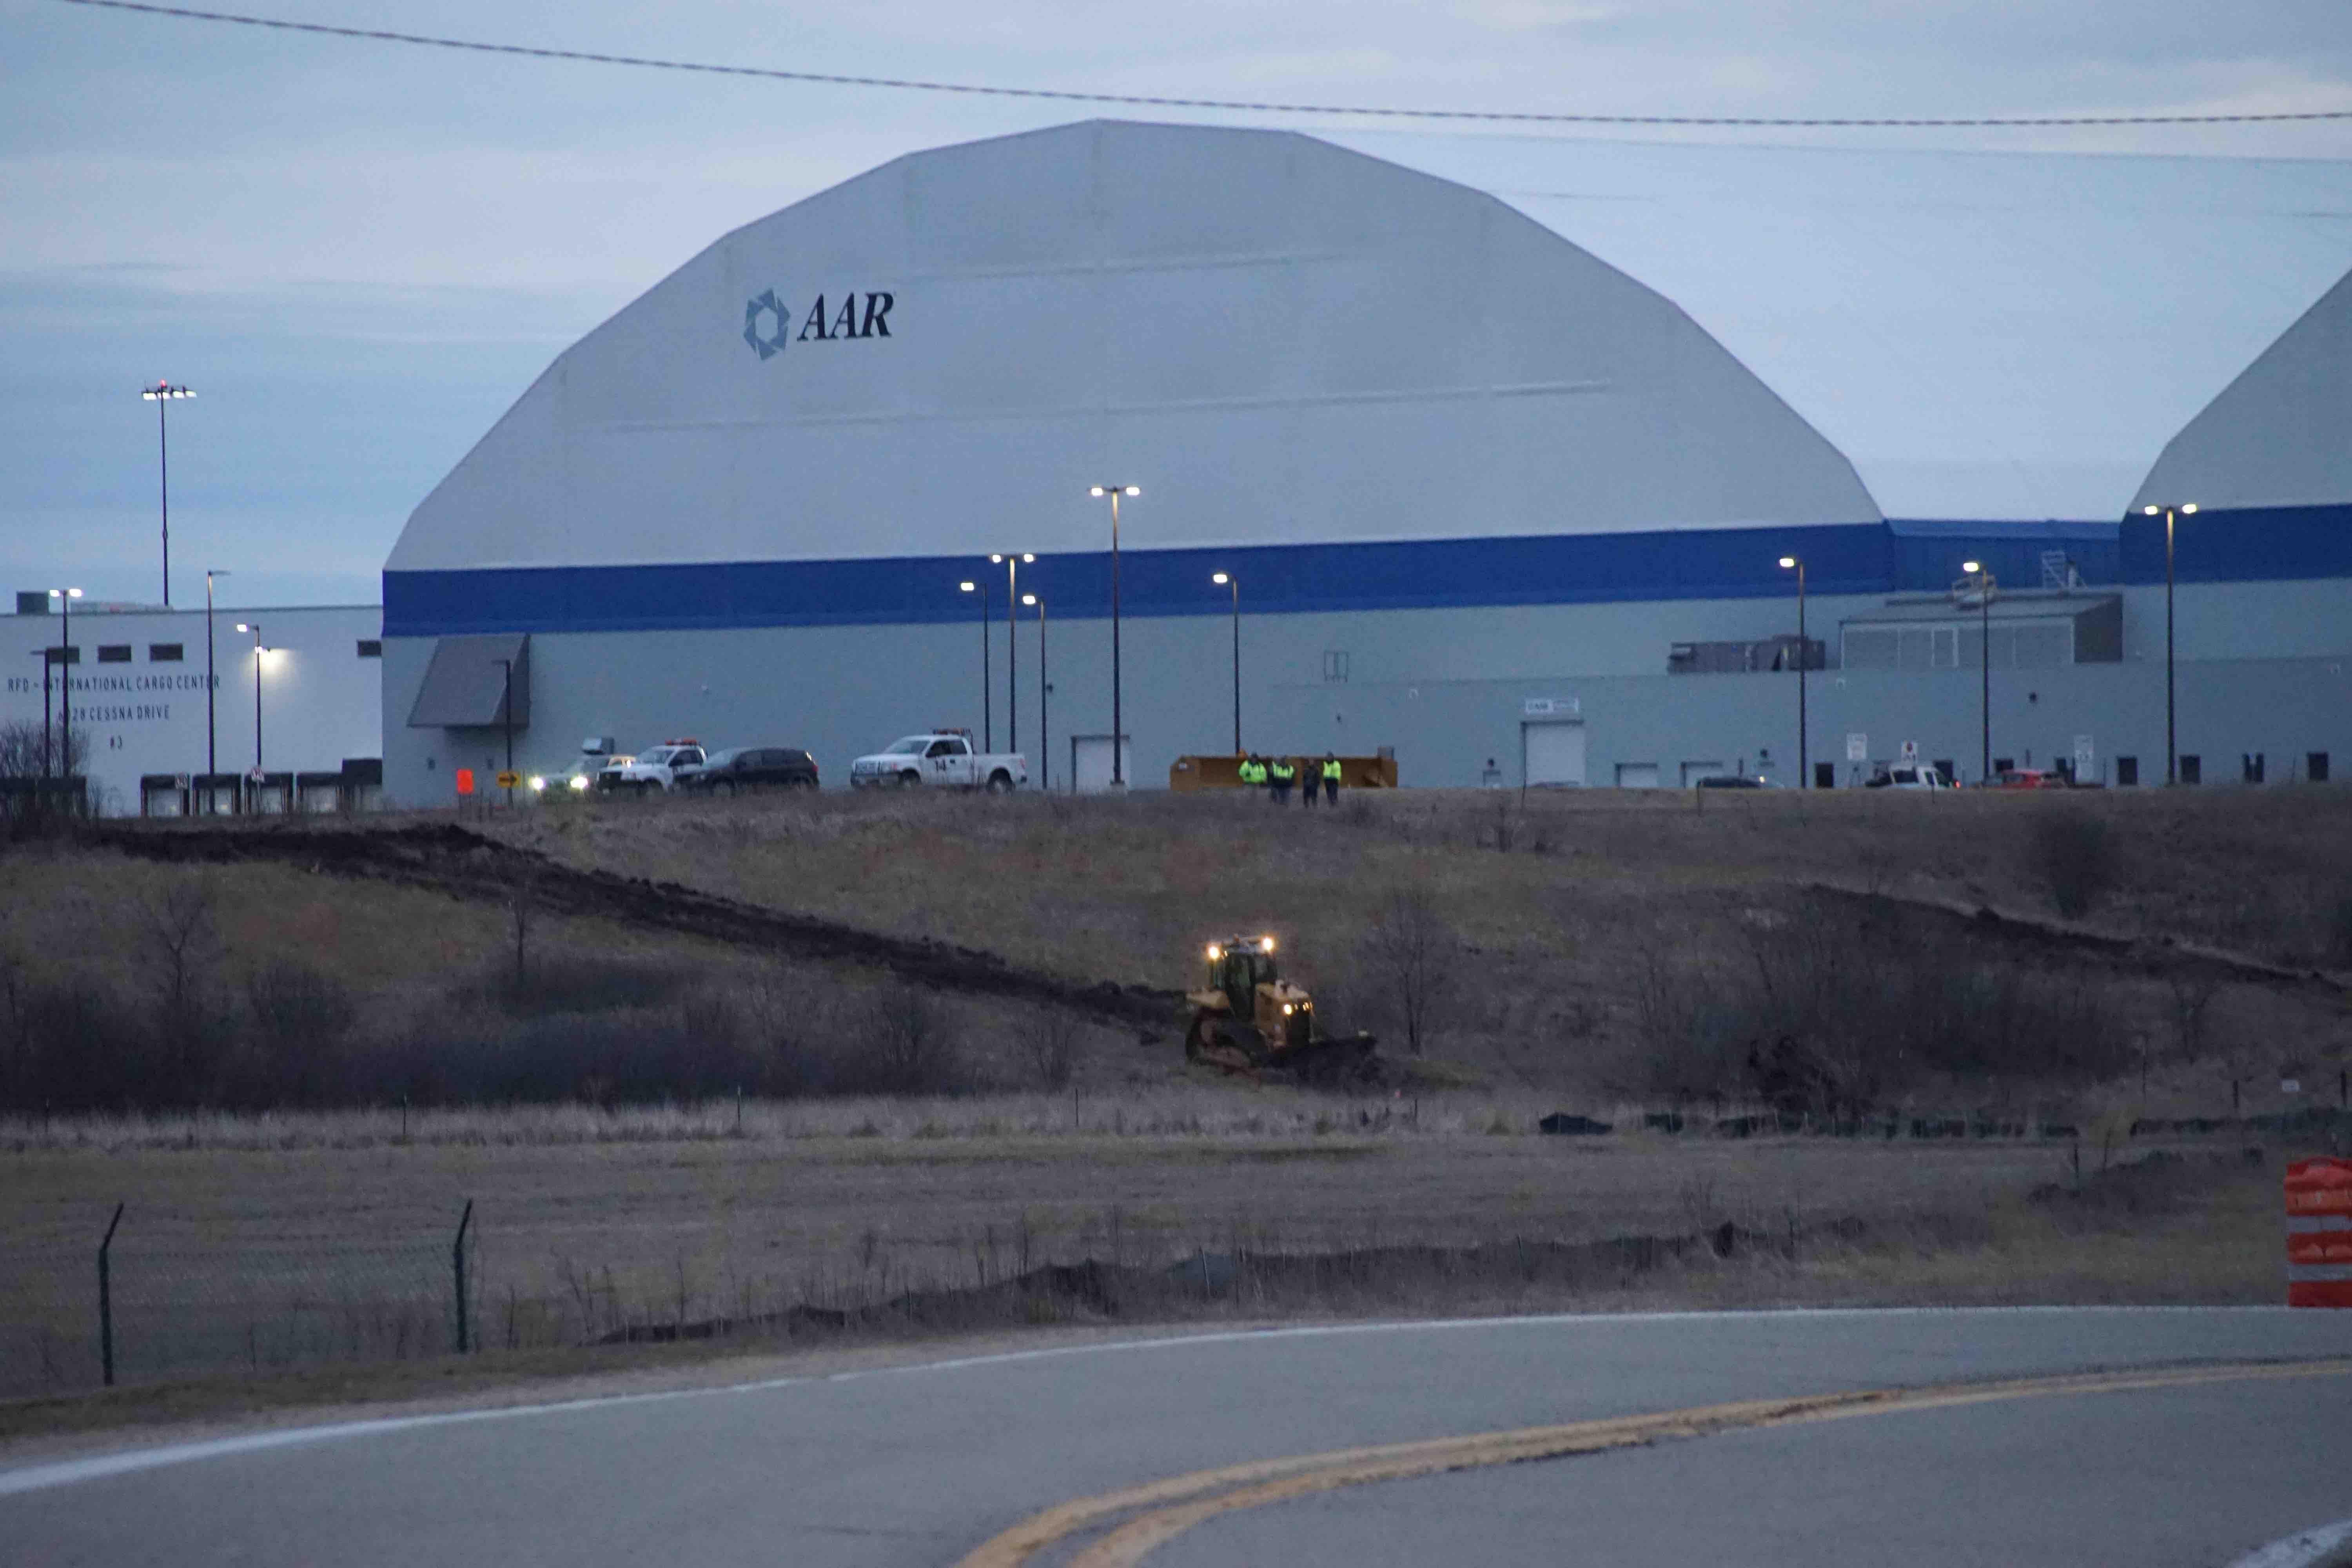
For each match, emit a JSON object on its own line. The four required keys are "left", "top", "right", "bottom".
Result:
{"left": 49, "top": 0, "right": 2352, "bottom": 129}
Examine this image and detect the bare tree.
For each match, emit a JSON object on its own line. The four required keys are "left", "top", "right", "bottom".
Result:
{"left": 506, "top": 861, "right": 541, "bottom": 994}
{"left": 1360, "top": 887, "right": 1457, "bottom": 1057}
{"left": 0, "top": 720, "right": 88, "bottom": 780}
{"left": 139, "top": 876, "right": 225, "bottom": 1097}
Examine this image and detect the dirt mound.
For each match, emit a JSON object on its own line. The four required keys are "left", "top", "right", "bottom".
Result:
{"left": 85, "top": 819, "right": 1181, "bottom": 1033}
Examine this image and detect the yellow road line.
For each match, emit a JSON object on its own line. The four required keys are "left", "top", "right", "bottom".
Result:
{"left": 957, "top": 1358, "right": 2352, "bottom": 1568}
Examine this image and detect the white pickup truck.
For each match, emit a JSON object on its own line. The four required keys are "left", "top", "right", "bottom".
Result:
{"left": 596, "top": 739, "right": 707, "bottom": 795}
{"left": 849, "top": 731, "right": 1028, "bottom": 792}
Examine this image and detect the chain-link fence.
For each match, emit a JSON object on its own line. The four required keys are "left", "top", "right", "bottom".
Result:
{"left": 2, "top": 1205, "right": 473, "bottom": 1398}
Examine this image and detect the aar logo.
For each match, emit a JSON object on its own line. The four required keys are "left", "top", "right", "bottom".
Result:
{"left": 742, "top": 289, "right": 895, "bottom": 361}
{"left": 743, "top": 290, "right": 790, "bottom": 360}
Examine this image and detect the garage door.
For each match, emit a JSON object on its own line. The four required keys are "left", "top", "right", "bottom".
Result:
{"left": 1523, "top": 722, "right": 1586, "bottom": 788}
{"left": 1614, "top": 762, "right": 1661, "bottom": 789}
{"left": 1070, "top": 735, "right": 1132, "bottom": 793}
{"left": 1680, "top": 759, "right": 1726, "bottom": 786}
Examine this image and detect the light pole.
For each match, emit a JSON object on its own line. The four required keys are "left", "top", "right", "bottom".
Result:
{"left": 1089, "top": 485, "right": 1140, "bottom": 787}
{"left": 958, "top": 579, "right": 992, "bottom": 751}
{"left": 991, "top": 553, "right": 1033, "bottom": 765}
{"left": 234, "top": 622, "right": 266, "bottom": 786}
{"left": 495, "top": 657, "right": 516, "bottom": 804}
{"left": 205, "top": 568, "right": 229, "bottom": 804}
{"left": 2142, "top": 503, "right": 2197, "bottom": 785}
{"left": 48, "top": 588, "right": 80, "bottom": 788}
{"left": 1212, "top": 572, "right": 1241, "bottom": 755}
{"left": 1963, "top": 561, "right": 1992, "bottom": 783}
{"left": 1023, "top": 592, "right": 1049, "bottom": 791}
{"left": 1777, "top": 555, "right": 1807, "bottom": 788}
{"left": 140, "top": 382, "right": 194, "bottom": 607}
{"left": 28, "top": 652, "right": 51, "bottom": 780}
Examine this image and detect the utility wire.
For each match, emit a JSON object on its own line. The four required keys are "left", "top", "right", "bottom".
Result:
{"left": 47, "top": 0, "right": 2352, "bottom": 129}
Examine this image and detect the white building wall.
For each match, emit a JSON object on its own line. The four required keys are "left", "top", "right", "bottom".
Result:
{"left": 1, "top": 603, "right": 382, "bottom": 814}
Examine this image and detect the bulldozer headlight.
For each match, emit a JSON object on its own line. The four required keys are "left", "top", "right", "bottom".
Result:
{"left": 1260, "top": 936, "right": 1276, "bottom": 953}
{"left": 1281, "top": 1003, "right": 1294, "bottom": 1015}
{"left": 1207, "top": 944, "right": 1222, "bottom": 961}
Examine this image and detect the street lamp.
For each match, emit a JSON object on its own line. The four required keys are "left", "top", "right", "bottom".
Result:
{"left": 1023, "top": 592, "right": 1049, "bottom": 791}
{"left": 26, "top": 652, "right": 52, "bottom": 780}
{"left": 1089, "top": 485, "right": 1140, "bottom": 787}
{"left": 991, "top": 553, "right": 1034, "bottom": 767}
{"left": 1211, "top": 572, "right": 1241, "bottom": 755}
{"left": 140, "top": 382, "right": 194, "bottom": 607}
{"left": 958, "top": 579, "right": 991, "bottom": 751}
{"left": 1963, "top": 561, "right": 1992, "bottom": 783}
{"left": 47, "top": 588, "right": 80, "bottom": 788}
{"left": 205, "top": 568, "right": 229, "bottom": 804}
{"left": 495, "top": 657, "right": 516, "bottom": 802}
{"left": 1777, "top": 555, "right": 1807, "bottom": 789}
{"left": 234, "top": 623, "right": 267, "bottom": 784}
{"left": 2141, "top": 503, "right": 2198, "bottom": 785}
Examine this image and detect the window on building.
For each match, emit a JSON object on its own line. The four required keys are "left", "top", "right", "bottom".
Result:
{"left": 2242, "top": 753, "right": 2266, "bottom": 784}
{"left": 1321, "top": 650, "right": 1350, "bottom": 683}
{"left": 1930, "top": 628, "right": 1958, "bottom": 669}
{"left": 1842, "top": 629, "right": 1896, "bottom": 670}
{"left": 1814, "top": 762, "right": 1835, "bottom": 789}
{"left": 149, "top": 643, "right": 183, "bottom": 662}
{"left": 2117, "top": 756, "right": 2139, "bottom": 787}
{"left": 45, "top": 645, "right": 79, "bottom": 665}
{"left": 357, "top": 639, "right": 382, "bottom": 659}
{"left": 2309, "top": 752, "right": 2330, "bottom": 784}
{"left": 2180, "top": 755, "right": 2201, "bottom": 785}
{"left": 96, "top": 644, "right": 131, "bottom": 664}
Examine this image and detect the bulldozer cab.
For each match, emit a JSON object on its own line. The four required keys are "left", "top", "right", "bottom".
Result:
{"left": 1205, "top": 938, "right": 1278, "bottom": 1016}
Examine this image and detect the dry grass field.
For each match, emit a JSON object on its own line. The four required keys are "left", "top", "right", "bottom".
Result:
{"left": 2, "top": 784, "right": 2348, "bottom": 1425}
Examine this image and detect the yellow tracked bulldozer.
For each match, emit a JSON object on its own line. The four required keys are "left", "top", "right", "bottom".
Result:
{"left": 1182, "top": 935, "right": 1379, "bottom": 1084}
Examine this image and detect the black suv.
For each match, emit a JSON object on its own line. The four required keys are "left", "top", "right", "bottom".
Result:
{"left": 678, "top": 746, "right": 819, "bottom": 795}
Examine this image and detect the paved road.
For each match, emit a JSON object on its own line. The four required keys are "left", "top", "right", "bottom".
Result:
{"left": 3, "top": 1309, "right": 2348, "bottom": 1567}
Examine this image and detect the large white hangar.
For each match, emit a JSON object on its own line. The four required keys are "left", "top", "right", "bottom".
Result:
{"left": 383, "top": 121, "right": 2352, "bottom": 798}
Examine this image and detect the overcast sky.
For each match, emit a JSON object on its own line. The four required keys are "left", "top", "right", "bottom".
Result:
{"left": 5, "top": 0, "right": 2350, "bottom": 609}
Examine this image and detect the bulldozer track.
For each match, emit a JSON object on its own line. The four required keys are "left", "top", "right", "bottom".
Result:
{"left": 79, "top": 819, "right": 1183, "bottom": 1032}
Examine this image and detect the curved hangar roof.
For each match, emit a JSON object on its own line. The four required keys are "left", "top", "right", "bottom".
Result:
{"left": 390, "top": 119, "right": 1884, "bottom": 584}
{"left": 388, "top": 120, "right": 2352, "bottom": 627}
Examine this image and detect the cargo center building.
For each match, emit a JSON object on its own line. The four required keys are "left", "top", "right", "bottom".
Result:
{"left": 383, "top": 122, "right": 2352, "bottom": 797}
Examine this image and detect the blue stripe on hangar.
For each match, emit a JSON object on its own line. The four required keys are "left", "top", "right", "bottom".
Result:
{"left": 384, "top": 521, "right": 1898, "bottom": 638}
{"left": 382, "top": 506, "right": 2348, "bottom": 639}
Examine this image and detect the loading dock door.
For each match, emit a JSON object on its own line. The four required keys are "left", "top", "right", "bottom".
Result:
{"left": 1680, "top": 760, "right": 1727, "bottom": 786}
{"left": 1070, "top": 734, "right": 1132, "bottom": 794}
{"left": 1615, "top": 762, "right": 1661, "bottom": 789}
{"left": 1522, "top": 722, "right": 1586, "bottom": 788}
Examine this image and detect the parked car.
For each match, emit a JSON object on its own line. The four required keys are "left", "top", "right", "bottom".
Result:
{"left": 848, "top": 731, "right": 1027, "bottom": 791}
{"left": 1991, "top": 768, "right": 2066, "bottom": 789}
{"left": 597, "top": 740, "right": 707, "bottom": 795}
{"left": 676, "top": 746, "right": 820, "bottom": 795}
{"left": 1865, "top": 764, "right": 1953, "bottom": 790}
{"left": 1693, "top": 773, "right": 1778, "bottom": 789}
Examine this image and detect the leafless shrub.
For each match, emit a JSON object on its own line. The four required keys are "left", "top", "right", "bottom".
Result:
{"left": 1359, "top": 887, "right": 1457, "bottom": 1057}
{"left": 849, "top": 984, "right": 966, "bottom": 1095}
{"left": 2166, "top": 971, "right": 2222, "bottom": 1061}
{"left": 242, "top": 958, "right": 358, "bottom": 1103}
{"left": 2033, "top": 809, "right": 2118, "bottom": 919}
{"left": 1024, "top": 1009, "right": 1081, "bottom": 1090}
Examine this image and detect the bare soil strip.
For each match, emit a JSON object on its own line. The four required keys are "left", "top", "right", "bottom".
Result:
{"left": 84, "top": 820, "right": 1180, "bottom": 1031}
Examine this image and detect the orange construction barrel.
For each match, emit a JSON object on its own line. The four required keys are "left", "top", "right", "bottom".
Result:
{"left": 2285, "top": 1157, "right": 2352, "bottom": 1307}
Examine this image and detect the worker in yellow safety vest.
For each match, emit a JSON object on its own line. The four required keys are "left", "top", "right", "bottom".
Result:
{"left": 1238, "top": 756, "right": 1265, "bottom": 790}
{"left": 1320, "top": 754, "right": 1342, "bottom": 806}
{"left": 1267, "top": 757, "right": 1295, "bottom": 804}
